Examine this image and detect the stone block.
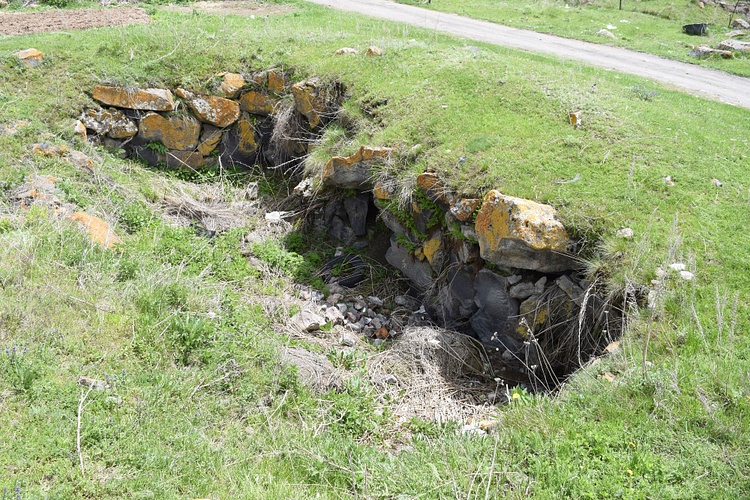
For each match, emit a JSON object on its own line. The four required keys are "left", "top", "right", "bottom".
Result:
{"left": 93, "top": 85, "right": 175, "bottom": 111}
{"left": 137, "top": 113, "right": 201, "bottom": 150}
{"left": 385, "top": 235, "right": 433, "bottom": 291}
{"left": 474, "top": 190, "right": 575, "bottom": 272}
{"left": 239, "top": 90, "right": 278, "bottom": 116}
{"left": 176, "top": 88, "right": 240, "bottom": 128}
{"left": 322, "top": 146, "right": 393, "bottom": 189}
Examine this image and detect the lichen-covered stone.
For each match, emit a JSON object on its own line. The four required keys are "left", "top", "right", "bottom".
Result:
{"left": 219, "top": 72, "right": 245, "bottom": 98}
{"left": 322, "top": 146, "right": 393, "bottom": 189}
{"left": 373, "top": 179, "right": 395, "bottom": 200}
{"left": 81, "top": 109, "right": 113, "bottom": 135}
{"left": 175, "top": 88, "right": 239, "bottom": 128}
{"left": 93, "top": 85, "right": 175, "bottom": 111}
{"left": 74, "top": 120, "right": 87, "bottom": 141}
{"left": 474, "top": 190, "right": 575, "bottom": 272}
{"left": 450, "top": 198, "right": 480, "bottom": 222}
{"left": 236, "top": 112, "right": 259, "bottom": 155}
{"left": 196, "top": 125, "right": 222, "bottom": 156}
{"left": 291, "top": 78, "right": 343, "bottom": 129}
{"left": 267, "top": 69, "right": 289, "bottom": 94}
{"left": 80, "top": 106, "right": 137, "bottom": 140}
{"left": 137, "top": 113, "right": 201, "bottom": 151}
{"left": 239, "top": 91, "right": 278, "bottom": 116}
{"left": 32, "top": 143, "right": 69, "bottom": 156}
{"left": 15, "top": 48, "right": 44, "bottom": 67}
{"left": 166, "top": 150, "right": 210, "bottom": 170}
{"left": 67, "top": 211, "right": 122, "bottom": 250}
{"left": 422, "top": 230, "right": 445, "bottom": 271}
{"left": 416, "top": 171, "right": 456, "bottom": 207}
{"left": 107, "top": 110, "right": 138, "bottom": 139}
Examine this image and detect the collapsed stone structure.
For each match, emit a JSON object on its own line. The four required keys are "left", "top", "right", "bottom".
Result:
{"left": 81, "top": 70, "right": 617, "bottom": 387}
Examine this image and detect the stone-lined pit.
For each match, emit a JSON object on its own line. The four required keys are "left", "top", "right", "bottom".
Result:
{"left": 80, "top": 70, "right": 621, "bottom": 390}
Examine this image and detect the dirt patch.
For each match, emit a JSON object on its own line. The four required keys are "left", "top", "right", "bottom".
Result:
{"left": 0, "top": 7, "right": 150, "bottom": 37}
{"left": 163, "top": 1, "right": 296, "bottom": 17}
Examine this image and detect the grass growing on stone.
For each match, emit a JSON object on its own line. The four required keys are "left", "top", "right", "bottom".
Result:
{"left": 396, "top": 0, "right": 750, "bottom": 77}
{"left": 0, "top": 1, "right": 750, "bottom": 497}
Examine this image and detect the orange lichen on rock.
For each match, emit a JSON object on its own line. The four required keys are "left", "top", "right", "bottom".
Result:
{"left": 92, "top": 85, "right": 175, "bottom": 111}
{"left": 239, "top": 91, "right": 278, "bottom": 116}
{"left": 449, "top": 198, "right": 481, "bottom": 222}
{"left": 67, "top": 211, "right": 123, "bottom": 249}
{"left": 474, "top": 190, "right": 573, "bottom": 272}
{"left": 175, "top": 88, "right": 240, "bottom": 128}
{"left": 322, "top": 146, "right": 393, "bottom": 189}
{"left": 219, "top": 72, "right": 245, "bottom": 98}
{"left": 137, "top": 113, "right": 201, "bottom": 150}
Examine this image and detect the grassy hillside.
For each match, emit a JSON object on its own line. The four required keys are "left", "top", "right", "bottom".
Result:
{"left": 1, "top": 1, "right": 749, "bottom": 497}
{"left": 397, "top": 0, "right": 750, "bottom": 77}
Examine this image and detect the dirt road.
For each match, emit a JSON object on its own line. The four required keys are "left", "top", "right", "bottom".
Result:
{"left": 304, "top": 0, "right": 750, "bottom": 110}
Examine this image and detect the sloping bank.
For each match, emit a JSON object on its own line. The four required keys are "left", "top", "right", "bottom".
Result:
{"left": 79, "top": 71, "right": 620, "bottom": 389}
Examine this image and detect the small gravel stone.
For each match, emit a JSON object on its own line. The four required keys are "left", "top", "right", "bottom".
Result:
{"left": 327, "top": 293, "right": 342, "bottom": 305}
{"left": 340, "top": 335, "right": 357, "bottom": 347}
{"left": 354, "top": 300, "right": 366, "bottom": 311}
{"left": 383, "top": 374, "right": 398, "bottom": 385}
{"left": 367, "top": 296, "right": 384, "bottom": 307}
{"left": 336, "top": 303, "right": 348, "bottom": 314}
{"left": 394, "top": 295, "right": 408, "bottom": 306}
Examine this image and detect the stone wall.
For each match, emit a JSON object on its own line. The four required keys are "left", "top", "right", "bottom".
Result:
{"left": 79, "top": 70, "right": 344, "bottom": 171}
{"left": 81, "top": 70, "right": 617, "bottom": 385}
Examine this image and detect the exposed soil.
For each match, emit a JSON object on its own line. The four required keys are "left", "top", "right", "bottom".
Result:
{"left": 0, "top": 7, "right": 150, "bottom": 36}
{"left": 0, "top": 2, "right": 294, "bottom": 37}
{"left": 163, "top": 1, "right": 296, "bottom": 16}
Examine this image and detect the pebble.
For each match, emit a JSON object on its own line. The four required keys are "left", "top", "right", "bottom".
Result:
{"left": 340, "top": 335, "right": 357, "bottom": 347}
{"left": 354, "top": 300, "right": 366, "bottom": 311}
{"left": 394, "top": 295, "right": 408, "bottom": 306}
{"left": 327, "top": 293, "right": 342, "bottom": 305}
{"left": 336, "top": 303, "right": 348, "bottom": 314}
{"left": 616, "top": 228, "right": 634, "bottom": 239}
{"left": 367, "top": 296, "right": 384, "bottom": 307}
{"left": 346, "top": 312, "right": 359, "bottom": 323}
{"left": 371, "top": 318, "right": 383, "bottom": 329}
{"left": 383, "top": 374, "right": 398, "bottom": 385}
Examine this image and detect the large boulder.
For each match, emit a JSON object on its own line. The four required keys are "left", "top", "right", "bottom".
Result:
{"left": 474, "top": 190, "right": 575, "bottom": 272}
{"left": 136, "top": 113, "right": 201, "bottom": 151}
{"left": 93, "top": 85, "right": 175, "bottom": 111}
{"left": 175, "top": 88, "right": 240, "bottom": 128}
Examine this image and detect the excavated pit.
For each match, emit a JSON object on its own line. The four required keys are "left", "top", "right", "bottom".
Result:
{"left": 79, "top": 69, "right": 622, "bottom": 392}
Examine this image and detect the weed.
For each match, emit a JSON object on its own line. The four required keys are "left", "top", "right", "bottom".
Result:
{"left": 631, "top": 84, "right": 659, "bottom": 101}
{"left": 1, "top": 346, "right": 40, "bottom": 395}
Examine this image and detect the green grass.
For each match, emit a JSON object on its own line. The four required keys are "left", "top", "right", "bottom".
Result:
{"left": 0, "top": 1, "right": 749, "bottom": 497}
{"left": 396, "top": 0, "right": 750, "bottom": 77}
